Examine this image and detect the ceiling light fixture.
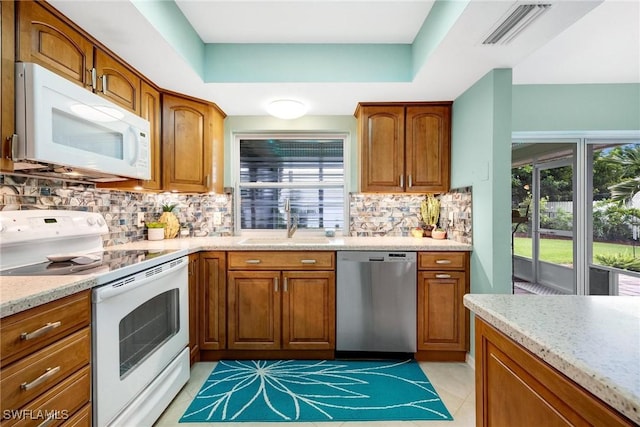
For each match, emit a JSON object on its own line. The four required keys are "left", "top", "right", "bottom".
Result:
{"left": 482, "top": 4, "right": 551, "bottom": 45}
{"left": 267, "top": 99, "right": 307, "bottom": 120}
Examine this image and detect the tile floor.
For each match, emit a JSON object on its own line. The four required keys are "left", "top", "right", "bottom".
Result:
{"left": 154, "top": 360, "right": 476, "bottom": 427}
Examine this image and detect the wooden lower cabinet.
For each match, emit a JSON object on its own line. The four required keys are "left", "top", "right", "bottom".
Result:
{"left": 199, "top": 252, "right": 226, "bottom": 351}
{"left": 227, "top": 270, "right": 336, "bottom": 351}
{"left": 226, "top": 251, "right": 336, "bottom": 355}
{"left": 475, "top": 317, "right": 635, "bottom": 427}
{"left": 0, "top": 291, "right": 91, "bottom": 427}
{"left": 416, "top": 251, "right": 469, "bottom": 361}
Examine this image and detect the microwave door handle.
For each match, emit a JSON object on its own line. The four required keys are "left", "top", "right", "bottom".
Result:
{"left": 128, "top": 126, "right": 140, "bottom": 166}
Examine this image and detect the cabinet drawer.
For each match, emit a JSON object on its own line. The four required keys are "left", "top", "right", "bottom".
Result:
{"left": 1, "top": 291, "right": 90, "bottom": 367}
{"left": 228, "top": 251, "right": 335, "bottom": 270}
{"left": 1, "top": 328, "right": 90, "bottom": 411}
{"left": 418, "top": 252, "right": 467, "bottom": 270}
{"left": 3, "top": 366, "right": 90, "bottom": 427}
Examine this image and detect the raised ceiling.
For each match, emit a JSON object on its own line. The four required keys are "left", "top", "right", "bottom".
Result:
{"left": 49, "top": 0, "right": 639, "bottom": 116}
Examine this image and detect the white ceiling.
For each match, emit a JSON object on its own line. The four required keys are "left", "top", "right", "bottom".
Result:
{"left": 49, "top": 0, "right": 640, "bottom": 116}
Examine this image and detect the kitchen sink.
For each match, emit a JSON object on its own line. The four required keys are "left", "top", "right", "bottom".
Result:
{"left": 238, "top": 237, "right": 333, "bottom": 245}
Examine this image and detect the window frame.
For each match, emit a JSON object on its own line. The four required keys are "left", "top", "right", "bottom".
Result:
{"left": 232, "top": 132, "right": 350, "bottom": 235}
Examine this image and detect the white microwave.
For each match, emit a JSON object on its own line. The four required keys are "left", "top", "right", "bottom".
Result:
{"left": 14, "top": 62, "right": 151, "bottom": 181}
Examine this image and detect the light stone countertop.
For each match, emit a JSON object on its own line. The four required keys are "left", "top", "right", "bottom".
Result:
{"left": 1, "top": 235, "right": 471, "bottom": 318}
{"left": 463, "top": 294, "right": 640, "bottom": 425}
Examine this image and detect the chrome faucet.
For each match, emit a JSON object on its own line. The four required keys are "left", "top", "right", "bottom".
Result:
{"left": 285, "top": 198, "right": 298, "bottom": 238}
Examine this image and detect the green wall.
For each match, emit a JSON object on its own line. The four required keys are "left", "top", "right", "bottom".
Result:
{"left": 451, "top": 69, "right": 513, "bottom": 355}
{"left": 513, "top": 83, "right": 640, "bottom": 132}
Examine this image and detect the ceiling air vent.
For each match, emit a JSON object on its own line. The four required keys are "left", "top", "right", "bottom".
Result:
{"left": 482, "top": 3, "right": 552, "bottom": 45}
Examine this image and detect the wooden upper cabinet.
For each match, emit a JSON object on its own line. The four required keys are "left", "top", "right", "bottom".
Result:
{"left": 94, "top": 48, "right": 140, "bottom": 114}
{"left": 1, "top": 1, "right": 15, "bottom": 172}
{"left": 17, "top": 1, "right": 93, "bottom": 87}
{"left": 358, "top": 105, "right": 405, "bottom": 192}
{"left": 162, "top": 93, "right": 225, "bottom": 193}
{"left": 405, "top": 105, "right": 451, "bottom": 192}
{"left": 140, "top": 81, "right": 162, "bottom": 190}
{"left": 356, "top": 102, "right": 452, "bottom": 193}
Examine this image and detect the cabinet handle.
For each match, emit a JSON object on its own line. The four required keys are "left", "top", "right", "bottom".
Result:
{"left": 101, "top": 74, "right": 108, "bottom": 93}
{"left": 90, "top": 68, "right": 97, "bottom": 90}
{"left": 245, "top": 259, "right": 261, "bottom": 264}
{"left": 300, "top": 259, "right": 317, "bottom": 265}
{"left": 37, "top": 414, "right": 56, "bottom": 427}
{"left": 20, "top": 366, "right": 60, "bottom": 391}
{"left": 274, "top": 277, "right": 279, "bottom": 292}
{"left": 435, "top": 274, "right": 451, "bottom": 279}
{"left": 206, "top": 175, "right": 211, "bottom": 188}
{"left": 435, "top": 259, "right": 452, "bottom": 264}
{"left": 399, "top": 175, "right": 404, "bottom": 188}
{"left": 408, "top": 174, "right": 413, "bottom": 188}
{"left": 283, "top": 277, "right": 288, "bottom": 292}
{"left": 20, "top": 321, "right": 62, "bottom": 341}
{"left": 7, "top": 134, "right": 18, "bottom": 160}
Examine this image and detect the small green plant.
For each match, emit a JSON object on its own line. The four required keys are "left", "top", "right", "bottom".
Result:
{"left": 420, "top": 194, "right": 440, "bottom": 226}
{"left": 595, "top": 252, "right": 640, "bottom": 272}
{"left": 162, "top": 203, "right": 178, "bottom": 212}
{"left": 146, "top": 221, "right": 166, "bottom": 229}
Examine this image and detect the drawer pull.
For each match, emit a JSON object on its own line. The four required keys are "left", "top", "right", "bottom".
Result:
{"left": 245, "top": 259, "right": 262, "bottom": 264}
{"left": 20, "top": 321, "right": 62, "bottom": 341}
{"left": 301, "top": 259, "right": 317, "bottom": 264}
{"left": 20, "top": 366, "right": 61, "bottom": 391}
{"left": 37, "top": 413, "right": 56, "bottom": 427}
{"left": 436, "top": 274, "right": 451, "bottom": 279}
{"left": 435, "top": 259, "right": 452, "bottom": 265}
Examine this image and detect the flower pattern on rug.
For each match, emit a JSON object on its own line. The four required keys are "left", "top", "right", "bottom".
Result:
{"left": 180, "top": 359, "right": 452, "bottom": 422}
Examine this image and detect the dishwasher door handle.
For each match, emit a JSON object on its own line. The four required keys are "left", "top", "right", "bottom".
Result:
{"left": 368, "top": 257, "right": 385, "bottom": 262}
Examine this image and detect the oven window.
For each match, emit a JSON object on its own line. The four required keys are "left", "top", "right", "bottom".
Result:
{"left": 119, "top": 289, "right": 180, "bottom": 378}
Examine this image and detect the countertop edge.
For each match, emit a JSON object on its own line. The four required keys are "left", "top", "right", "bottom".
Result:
{"left": 1, "top": 238, "right": 472, "bottom": 318}
{"left": 463, "top": 294, "right": 640, "bottom": 425}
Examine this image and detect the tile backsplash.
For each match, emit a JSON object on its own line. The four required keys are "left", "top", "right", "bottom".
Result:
{"left": 0, "top": 174, "right": 233, "bottom": 246}
{"left": 349, "top": 187, "right": 472, "bottom": 244}
{"left": 1, "top": 173, "right": 472, "bottom": 245}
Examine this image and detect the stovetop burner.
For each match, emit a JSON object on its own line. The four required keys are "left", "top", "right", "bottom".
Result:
{"left": 0, "top": 249, "right": 179, "bottom": 278}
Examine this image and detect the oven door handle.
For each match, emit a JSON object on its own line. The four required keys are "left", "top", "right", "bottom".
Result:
{"left": 94, "top": 260, "right": 187, "bottom": 303}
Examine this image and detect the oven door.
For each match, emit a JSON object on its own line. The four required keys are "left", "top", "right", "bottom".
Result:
{"left": 92, "top": 256, "right": 188, "bottom": 427}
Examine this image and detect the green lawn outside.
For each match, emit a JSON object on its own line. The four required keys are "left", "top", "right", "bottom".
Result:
{"left": 513, "top": 237, "right": 639, "bottom": 265}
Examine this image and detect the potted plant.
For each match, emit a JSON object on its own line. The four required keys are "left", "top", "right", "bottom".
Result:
{"left": 146, "top": 221, "right": 166, "bottom": 241}
{"left": 420, "top": 194, "right": 440, "bottom": 237}
{"left": 432, "top": 228, "right": 447, "bottom": 240}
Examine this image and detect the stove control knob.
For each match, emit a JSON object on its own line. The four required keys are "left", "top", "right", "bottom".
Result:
{"left": 97, "top": 217, "right": 105, "bottom": 226}
{"left": 0, "top": 222, "right": 5, "bottom": 233}
{"left": 87, "top": 217, "right": 96, "bottom": 226}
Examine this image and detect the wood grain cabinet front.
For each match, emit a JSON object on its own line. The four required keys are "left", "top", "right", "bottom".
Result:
{"left": 199, "top": 252, "right": 227, "bottom": 352}
{"left": 475, "top": 318, "right": 636, "bottom": 427}
{"left": 0, "top": 291, "right": 91, "bottom": 426}
{"left": 226, "top": 252, "right": 336, "bottom": 352}
{"left": 355, "top": 102, "right": 451, "bottom": 193}
{"left": 162, "top": 93, "right": 224, "bottom": 193}
{"left": 416, "top": 251, "right": 469, "bottom": 361}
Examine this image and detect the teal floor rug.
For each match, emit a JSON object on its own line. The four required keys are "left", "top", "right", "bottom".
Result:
{"left": 180, "top": 359, "right": 453, "bottom": 423}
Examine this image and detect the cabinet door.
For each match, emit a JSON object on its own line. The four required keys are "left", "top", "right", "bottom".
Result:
{"left": 188, "top": 254, "right": 200, "bottom": 364}
{"left": 17, "top": 1, "right": 93, "bottom": 87}
{"left": 94, "top": 48, "right": 140, "bottom": 114}
{"left": 358, "top": 105, "right": 405, "bottom": 192}
{"left": 405, "top": 105, "right": 451, "bottom": 193}
{"left": 162, "top": 93, "right": 213, "bottom": 193}
{"left": 281, "top": 271, "right": 335, "bottom": 350}
{"left": 199, "top": 252, "right": 226, "bottom": 351}
{"left": 227, "top": 271, "right": 281, "bottom": 350}
{"left": 1, "top": 0, "right": 15, "bottom": 172}
{"left": 417, "top": 271, "right": 466, "bottom": 351}
{"left": 140, "top": 80, "right": 162, "bottom": 190}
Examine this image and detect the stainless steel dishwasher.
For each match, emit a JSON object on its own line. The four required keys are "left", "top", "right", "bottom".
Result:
{"left": 336, "top": 251, "right": 417, "bottom": 354}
